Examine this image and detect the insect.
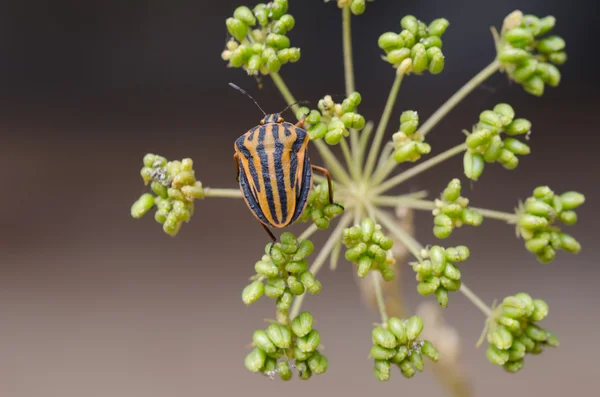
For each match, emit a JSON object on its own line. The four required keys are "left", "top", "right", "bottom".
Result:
{"left": 229, "top": 82, "right": 342, "bottom": 245}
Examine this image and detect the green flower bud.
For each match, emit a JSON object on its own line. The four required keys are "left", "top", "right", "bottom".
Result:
{"left": 226, "top": 17, "right": 248, "bottom": 42}
{"left": 461, "top": 209, "right": 483, "bottom": 226}
{"left": 387, "top": 317, "right": 408, "bottom": 344}
{"left": 480, "top": 110, "right": 503, "bottom": 130}
{"left": 486, "top": 344, "right": 509, "bottom": 365}
{"left": 428, "top": 18, "right": 450, "bottom": 37}
{"left": 537, "top": 245, "right": 556, "bottom": 264}
{"left": 270, "top": 0, "right": 288, "bottom": 20}
{"left": 537, "top": 15, "right": 556, "bottom": 35}
{"left": 422, "top": 340, "right": 440, "bottom": 361}
{"left": 548, "top": 51, "right": 567, "bottom": 65}
{"left": 372, "top": 327, "right": 398, "bottom": 349}
{"left": 505, "top": 118, "right": 531, "bottom": 136}
{"left": 421, "top": 35, "right": 442, "bottom": 49}
{"left": 492, "top": 103, "right": 515, "bottom": 126}
{"left": 276, "top": 289, "right": 293, "bottom": 313}
{"left": 463, "top": 151, "right": 485, "bottom": 181}
{"left": 131, "top": 193, "right": 155, "bottom": 218}
{"left": 374, "top": 360, "right": 391, "bottom": 381}
{"left": 264, "top": 277, "right": 286, "bottom": 299}
{"left": 406, "top": 316, "right": 424, "bottom": 340}
{"left": 242, "top": 280, "right": 264, "bottom": 305}
{"left": 300, "top": 271, "right": 322, "bottom": 294}
{"left": 307, "top": 122, "right": 328, "bottom": 140}
{"left": 524, "top": 75, "right": 545, "bottom": 96}
{"left": 511, "top": 58, "right": 538, "bottom": 83}
{"left": 253, "top": 330, "right": 277, "bottom": 354}
{"left": 266, "top": 323, "right": 292, "bottom": 349}
{"left": 233, "top": 6, "right": 256, "bottom": 26}
{"left": 297, "top": 329, "right": 320, "bottom": 353}
{"left": 378, "top": 32, "right": 401, "bottom": 51}
{"left": 443, "top": 262, "right": 461, "bottom": 281}
{"left": 325, "top": 128, "right": 344, "bottom": 145}
{"left": 502, "top": 296, "right": 528, "bottom": 319}
{"left": 245, "top": 348, "right": 267, "bottom": 372}
{"left": 507, "top": 340, "right": 527, "bottom": 361}
{"left": 254, "top": 259, "right": 278, "bottom": 278}
{"left": 412, "top": 46, "right": 428, "bottom": 73}
{"left": 278, "top": 360, "right": 292, "bottom": 381}
{"left": 491, "top": 326, "right": 514, "bottom": 350}
{"left": 435, "top": 288, "right": 449, "bottom": 308}
{"left": 559, "top": 233, "right": 580, "bottom": 253}
{"left": 247, "top": 54, "right": 263, "bottom": 74}
{"left": 440, "top": 179, "right": 460, "bottom": 202}
{"left": 143, "top": 153, "right": 157, "bottom": 168}
{"left": 401, "top": 15, "right": 419, "bottom": 36}
{"left": 505, "top": 27, "right": 534, "bottom": 47}
{"left": 151, "top": 181, "right": 168, "bottom": 199}
{"left": 341, "top": 112, "right": 366, "bottom": 129}
{"left": 441, "top": 276, "right": 461, "bottom": 291}
{"left": 417, "top": 278, "right": 439, "bottom": 296}
{"left": 350, "top": 0, "right": 366, "bottom": 15}
{"left": 154, "top": 209, "right": 168, "bottom": 224}
{"left": 515, "top": 293, "right": 534, "bottom": 316}
{"left": 504, "top": 358, "right": 524, "bottom": 373}
{"left": 399, "top": 29, "right": 416, "bottom": 48}
{"left": 558, "top": 211, "right": 577, "bottom": 225}
{"left": 409, "top": 351, "right": 425, "bottom": 372}
{"left": 537, "top": 36, "right": 565, "bottom": 54}
{"left": 295, "top": 360, "right": 312, "bottom": 380}
{"left": 529, "top": 299, "right": 549, "bottom": 322}
{"left": 560, "top": 191, "right": 585, "bottom": 210}
{"left": 292, "top": 312, "right": 313, "bottom": 337}
{"left": 546, "top": 331, "right": 560, "bottom": 347}
{"left": 536, "top": 62, "right": 561, "bottom": 87}
{"left": 387, "top": 48, "right": 411, "bottom": 65}
{"left": 287, "top": 276, "right": 305, "bottom": 295}
{"left": 391, "top": 346, "right": 409, "bottom": 364}
{"left": 519, "top": 214, "right": 549, "bottom": 230}
{"left": 498, "top": 47, "right": 529, "bottom": 63}
{"left": 525, "top": 236, "right": 549, "bottom": 253}
{"left": 525, "top": 198, "right": 555, "bottom": 218}
{"left": 427, "top": 49, "right": 445, "bottom": 74}
{"left": 370, "top": 344, "right": 397, "bottom": 360}
{"left": 398, "top": 359, "right": 416, "bottom": 378}
{"left": 447, "top": 245, "right": 470, "bottom": 262}
{"left": 293, "top": 346, "right": 313, "bottom": 361}
{"left": 503, "top": 137, "right": 531, "bottom": 155}
{"left": 524, "top": 324, "right": 548, "bottom": 342}
{"left": 266, "top": 33, "right": 290, "bottom": 50}
{"left": 308, "top": 352, "right": 328, "bottom": 374}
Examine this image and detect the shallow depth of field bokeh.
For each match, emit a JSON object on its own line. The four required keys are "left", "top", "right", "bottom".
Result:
{"left": 1, "top": 1, "right": 598, "bottom": 396}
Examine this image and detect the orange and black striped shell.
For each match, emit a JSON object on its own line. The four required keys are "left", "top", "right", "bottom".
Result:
{"left": 234, "top": 114, "right": 312, "bottom": 228}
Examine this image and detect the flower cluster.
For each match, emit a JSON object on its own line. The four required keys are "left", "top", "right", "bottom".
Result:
{"left": 463, "top": 104, "right": 532, "bottom": 181}
{"left": 296, "top": 182, "right": 344, "bottom": 229}
{"left": 370, "top": 316, "right": 440, "bottom": 381}
{"left": 485, "top": 293, "right": 558, "bottom": 373}
{"left": 432, "top": 179, "right": 482, "bottom": 239}
{"left": 378, "top": 15, "right": 448, "bottom": 74}
{"left": 413, "top": 245, "right": 470, "bottom": 308}
{"left": 296, "top": 92, "right": 365, "bottom": 145}
{"left": 517, "top": 186, "right": 584, "bottom": 263}
{"left": 245, "top": 312, "right": 328, "bottom": 380}
{"left": 222, "top": 1, "right": 301, "bottom": 75}
{"left": 242, "top": 233, "right": 322, "bottom": 314}
{"left": 131, "top": 154, "right": 204, "bottom": 236}
{"left": 343, "top": 218, "right": 395, "bottom": 280}
{"left": 496, "top": 11, "right": 566, "bottom": 96}
{"left": 392, "top": 110, "right": 431, "bottom": 163}
{"left": 335, "top": 0, "right": 376, "bottom": 16}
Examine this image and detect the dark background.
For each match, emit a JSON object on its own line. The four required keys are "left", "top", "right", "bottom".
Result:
{"left": 1, "top": 1, "right": 598, "bottom": 396}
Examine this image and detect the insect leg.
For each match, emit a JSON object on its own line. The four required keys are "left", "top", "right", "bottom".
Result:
{"left": 259, "top": 221, "right": 277, "bottom": 255}
{"left": 311, "top": 165, "right": 344, "bottom": 210}
{"left": 234, "top": 153, "right": 240, "bottom": 182}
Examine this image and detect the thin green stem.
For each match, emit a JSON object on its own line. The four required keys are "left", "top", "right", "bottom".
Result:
{"left": 371, "top": 154, "right": 396, "bottom": 186}
{"left": 372, "top": 273, "right": 389, "bottom": 323}
{"left": 203, "top": 188, "right": 242, "bottom": 198}
{"left": 460, "top": 284, "right": 492, "bottom": 317}
{"left": 364, "top": 72, "right": 404, "bottom": 179}
{"left": 373, "top": 197, "right": 518, "bottom": 223}
{"left": 298, "top": 223, "right": 320, "bottom": 241}
{"left": 373, "top": 207, "right": 493, "bottom": 317}
{"left": 357, "top": 121, "right": 374, "bottom": 173}
{"left": 371, "top": 143, "right": 468, "bottom": 196}
{"left": 289, "top": 212, "right": 353, "bottom": 319}
{"left": 419, "top": 60, "right": 501, "bottom": 137}
{"left": 340, "top": 137, "right": 360, "bottom": 180}
{"left": 270, "top": 72, "right": 353, "bottom": 187}
{"left": 342, "top": 6, "right": 355, "bottom": 97}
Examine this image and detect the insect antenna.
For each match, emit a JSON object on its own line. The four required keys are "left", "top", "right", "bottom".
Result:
{"left": 279, "top": 100, "right": 311, "bottom": 116}
{"left": 228, "top": 82, "right": 267, "bottom": 116}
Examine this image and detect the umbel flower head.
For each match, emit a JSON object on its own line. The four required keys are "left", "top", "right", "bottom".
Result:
{"left": 370, "top": 315, "right": 440, "bottom": 381}
{"left": 245, "top": 311, "right": 328, "bottom": 380}
{"left": 296, "top": 92, "right": 366, "bottom": 145}
{"left": 131, "top": 154, "right": 204, "bottom": 236}
{"left": 496, "top": 11, "right": 566, "bottom": 96}
{"left": 392, "top": 110, "right": 431, "bottom": 163}
{"left": 432, "top": 179, "right": 482, "bottom": 239}
{"left": 463, "top": 104, "right": 532, "bottom": 181}
{"left": 484, "top": 293, "right": 558, "bottom": 373}
{"left": 516, "top": 186, "right": 584, "bottom": 263}
{"left": 222, "top": 1, "right": 301, "bottom": 75}
{"left": 379, "top": 15, "right": 449, "bottom": 74}
{"left": 413, "top": 245, "right": 470, "bottom": 308}
{"left": 343, "top": 218, "right": 395, "bottom": 280}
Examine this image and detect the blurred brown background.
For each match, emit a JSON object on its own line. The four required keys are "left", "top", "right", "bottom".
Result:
{"left": 0, "top": 0, "right": 598, "bottom": 396}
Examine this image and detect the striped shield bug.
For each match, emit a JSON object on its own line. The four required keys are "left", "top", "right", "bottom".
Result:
{"left": 229, "top": 83, "right": 343, "bottom": 245}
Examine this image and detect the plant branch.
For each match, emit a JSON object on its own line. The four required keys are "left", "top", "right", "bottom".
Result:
{"left": 372, "top": 273, "right": 389, "bottom": 323}
{"left": 203, "top": 188, "right": 242, "bottom": 198}
{"left": 342, "top": 6, "right": 355, "bottom": 97}
{"left": 418, "top": 60, "right": 501, "bottom": 137}
{"left": 364, "top": 72, "right": 404, "bottom": 179}
{"left": 371, "top": 143, "right": 468, "bottom": 196}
